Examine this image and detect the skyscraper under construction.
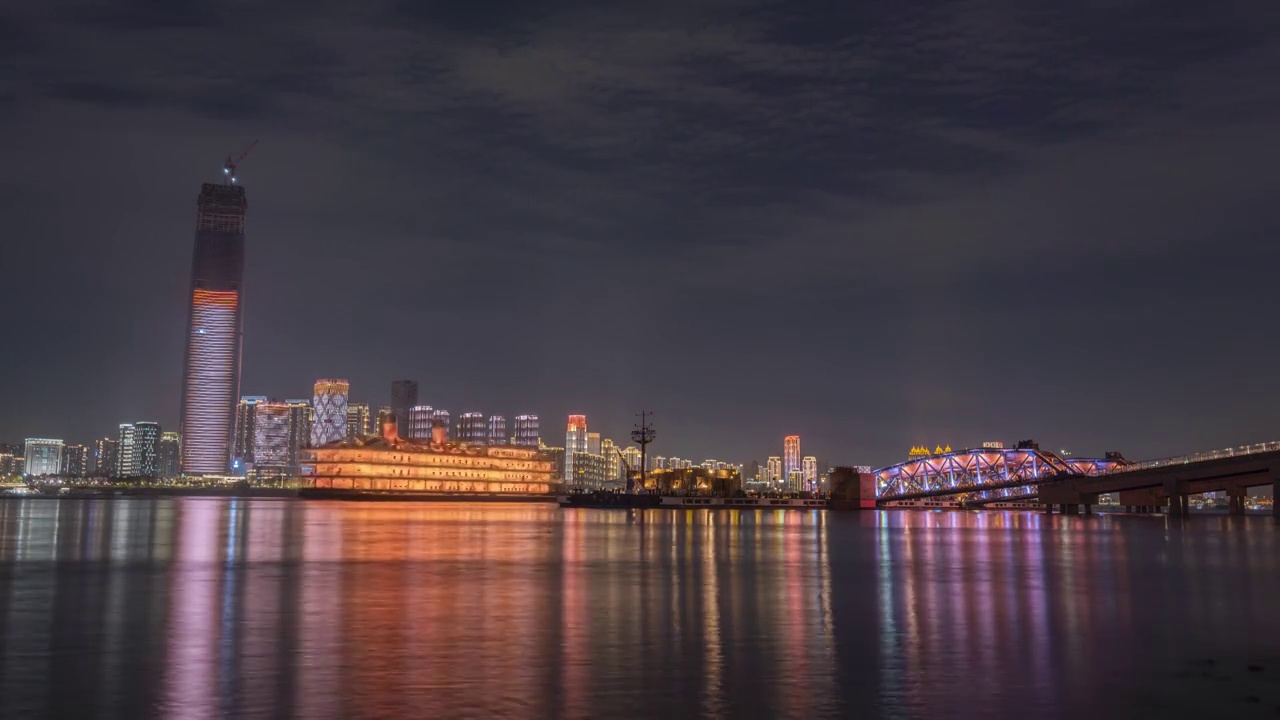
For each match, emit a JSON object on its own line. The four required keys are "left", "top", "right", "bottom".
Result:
{"left": 179, "top": 181, "right": 247, "bottom": 474}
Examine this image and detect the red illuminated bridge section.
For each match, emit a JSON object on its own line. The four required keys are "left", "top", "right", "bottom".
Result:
{"left": 874, "top": 447, "right": 1128, "bottom": 503}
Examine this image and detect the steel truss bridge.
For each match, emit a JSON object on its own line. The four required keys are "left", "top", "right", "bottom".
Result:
{"left": 874, "top": 447, "right": 1127, "bottom": 505}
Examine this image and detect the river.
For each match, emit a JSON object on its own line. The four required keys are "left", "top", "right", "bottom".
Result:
{"left": 0, "top": 498, "right": 1277, "bottom": 718}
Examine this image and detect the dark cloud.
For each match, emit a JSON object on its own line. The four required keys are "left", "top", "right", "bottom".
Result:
{"left": 2, "top": 0, "right": 1279, "bottom": 468}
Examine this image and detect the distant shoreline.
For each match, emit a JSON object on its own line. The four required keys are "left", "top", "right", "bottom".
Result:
{"left": 1, "top": 487, "right": 561, "bottom": 503}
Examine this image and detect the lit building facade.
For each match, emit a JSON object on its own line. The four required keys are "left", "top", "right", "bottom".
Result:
{"left": 390, "top": 380, "right": 418, "bottom": 432}
{"left": 565, "top": 415, "right": 587, "bottom": 482}
{"left": 286, "top": 400, "right": 311, "bottom": 468}
{"left": 180, "top": 182, "right": 247, "bottom": 475}
{"left": 640, "top": 467, "right": 742, "bottom": 495}
{"left": 116, "top": 424, "right": 136, "bottom": 476}
{"left": 784, "top": 436, "right": 800, "bottom": 481}
{"left": 90, "top": 438, "right": 118, "bottom": 477}
{"left": 802, "top": 456, "right": 818, "bottom": 492}
{"left": 0, "top": 454, "right": 22, "bottom": 476}
{"left": 159, "top": 432, "right": 181, "bottom": 479}
{"left": 310, "top": 379, "right": 349, "bottom": 447}
{"left": 540, "top": 443, "right": 565, "bottom": 481}
{"left": 407, "top": 406, "right": 435, "bottom": 440}
{"left": 60, "top": 444, "right": 86, "bottom": 477}
{"left": 487, "top": 415, "right": 507, "bottom": 446}
{"left": 571, "top": 451, "right": 608, "bottom": 488}
{"left": 24, "top": 439, "right": 64, "bottom": 477}
{"left": 601, "top": 438, "right": 619, "bottom": 482}
{"left": 132, "top": 422, "right": 162, "bottom": 478}
{"left": 253, "top": 401, "right": 293, "bottom": 472}
{"left": 347, "top": 402, "right": 372, "bottom": 439}
{"left": 513, "top": 415, "right": 539, "bottom": 447}
{"left": 432, "top": 409, "right": 451, "bottom": 440}
{"left": 766, "top": 456, "right": 782, "bottom": 485}
{"left": 458, "top": 413, "right": 486, "bottom": 445}
{"left": 621, "top": 447, "right": 642, "bottom": 478}
{"left": 302, "top": 421, "right": 557, "bottom": 495}
{"left": 233, "top": 395, "right": 267, "bottom": 467}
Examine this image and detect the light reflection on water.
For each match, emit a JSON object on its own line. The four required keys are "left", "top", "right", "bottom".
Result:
{"left": 0, "top": 499, "right": 1278, "bottom": 718}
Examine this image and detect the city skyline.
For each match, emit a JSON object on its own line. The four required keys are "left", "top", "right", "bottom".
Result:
{"left": 4, "top": 3, "right": 1280, "bottom": 470}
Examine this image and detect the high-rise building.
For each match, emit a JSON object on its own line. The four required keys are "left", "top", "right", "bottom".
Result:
{"left": 601, "top": 438, "right": 619, "bottom": 482}
{"left": 159, "top": 432, "right": 182, "bottom": 479}
{"left": 0, "top": 453, "right": 22, "bottom": 476}
{"left": 377, "top": 406, "right": 394, "bottom": 432}
{"left": 747, "top": 459, "right": 761, "bottom": 483}
{"left": 132, "top": 422, "right": 162, "bottom": 478}
{"left": 24, "top": 439, "right": 63, "bottom": 477}
{"left": 571, "top": 451, "right": 607, "bottom": 488}
{"left": 787, "top": 468, "right": 803, "bottom": 492}
{"left": 487, "top": 415, "right": 507, "bottom": 446}
{"left": 432, "top": 409, "right": 451, "bottom": 440}
{"left": 653, "top": 455, "right": 667, "bottom": 470}
{"left": 90, "top": 438, "right": 118, "bottom": 477}
{"left": 180, "top": 181, "right": 247, "bottom": 475}
{"left": 346, "top": 402, "right": 372, "bottom": 439}
{"left": 586, "top": 432, "right": 601, "bottom": 456}
{"left": 233, "top": 395, "right": 267, "bottom": 467}
{"left": 253, "top": 401, "right": 293, "bottom": 472}
{"left": 286, "top": 400, "right": 311, "bottom": 468}
{"left": 407, "top": 406, "right": 435, "bottom": 440}
{"left": 802, "top": 456, "right": 818, "bottom": 492}
{"left": 565, "top": 415, "right": 587, "bottom": 481}
{"left": 766, "top": 456, "right": 782, "bottom": 486}
{"left": 116, "top": 423, "right": 136, "bottom": 476}
{"left": 458, "top": 413, "right": 486, "bottom": 445}
{"left": 60, "top": 444, "right": 86, "bottom": 477}
{"left": 784, "top": 436, "right": 800, "bottom": 481}
{"left": 513, "top": 415, "right": 539, "bottom": 447}
{"left": 619, "top": 445, "right": 640, "bottom": 479}
{"left": 391, "top": 380, "right": 418, "bottom": 431}
{"left": 310, "top": 379, "right": 349, "bottom": 446}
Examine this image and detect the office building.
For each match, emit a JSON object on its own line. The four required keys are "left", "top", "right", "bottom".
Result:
{"left": 129, "top": 422, "right": 162, "bottom": 478}
{"left": 347, "top": 402, "right": 372, "bottom": 439}
{"left": 24, "top": 438, "right": 64, "bottom": 477}
{"left": 407, "top": 405, "right": 435, "bottom": 440}
{"left": 377, "top": 406, "right": 394, "bottom": 431}
{"left": 565, "top": 415, "right": 587, "bottom": 482}
{"left": 458, "top": 412, "right": 486, "bottom": 445}
{"left": 180, "top": 181, "right": 247, "bottom": 475}
{"left": 571, "top": 451, "right": 608, "bottom": 488}
{"left": 391, "top": 380, "right": 418, "bottom": 431}
{"left": 784, "top": 436, "right": 800, "bottom": 481}
{"left": 286, "top": 399, "right": 311, "bottom": 468}
{"left": 766, "top": 456, "right": 782, "bottom": 486}
{"left": 233, "top": 395, "right": 268, "bottom": 467}
{"left": 601, "top": 438, "right": 619, "bottom": 482}
{"left": 621, "top": 446, "right": 642, "bottom": 480}
{"left": 253, "top": 401, "right": 293, "bottom": 472}
{"left": 90, "top": 438, "right": 118, "bottom": 477}
{"left": 586, "top": 432, "right": 601, "bottom": 456}
{"left": 60, "top": 444, "right": 86, "bottom": 477}
{"left": 116, "top": 424, "right": 136, "bottom": 476}
{"left": 0, "top": 453, "right": 22, "bottom": 476}
{"left": 310, "top": 379, "right": 349, "bottom": 446}
{"left": 159, "top": 432, "right": 181, "bottom": 479}
{"left": 487, "top": 415, "right": 507, "bottom": 446}
{"left": 513, "top": 415, "right": 539, "bottom": 447}
{"left": 432, "top": 409, "right": 452, "bottom": 440}
{"left": 802, "top": 456, "right": 818, "bottom": 492}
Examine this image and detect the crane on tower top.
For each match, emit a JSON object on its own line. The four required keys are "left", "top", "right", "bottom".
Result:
{"left": 222, "top": 140, "right": 258, "bottom": 184}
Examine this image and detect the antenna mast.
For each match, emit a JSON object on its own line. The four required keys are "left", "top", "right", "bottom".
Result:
{"left": 629, "top": 411, "right": 655, "bottom": 494}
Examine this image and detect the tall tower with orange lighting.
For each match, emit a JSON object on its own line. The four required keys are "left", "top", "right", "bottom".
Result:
{"left": 783, "top": 435, "right": 800, "bottom": 484}
{"left": 179, "top": 182, "right": 247, "bottom": 475}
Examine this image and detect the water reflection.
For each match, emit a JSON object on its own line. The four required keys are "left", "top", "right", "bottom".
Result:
{"left": 0, "top": 499, "right": 1278, "bottom": 718}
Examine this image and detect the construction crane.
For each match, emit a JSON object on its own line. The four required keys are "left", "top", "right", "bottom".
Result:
{"left": 222, "top": 140, "right": 258, "bottom": 184}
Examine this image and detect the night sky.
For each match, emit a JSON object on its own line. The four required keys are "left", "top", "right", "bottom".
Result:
{"left": 3, "top": 1, "right": 1280, "bottom": 468}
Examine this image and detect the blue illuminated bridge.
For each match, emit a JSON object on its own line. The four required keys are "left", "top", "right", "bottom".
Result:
{"left": 873, "top": 441, "right": 1280, "bottom": 514}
